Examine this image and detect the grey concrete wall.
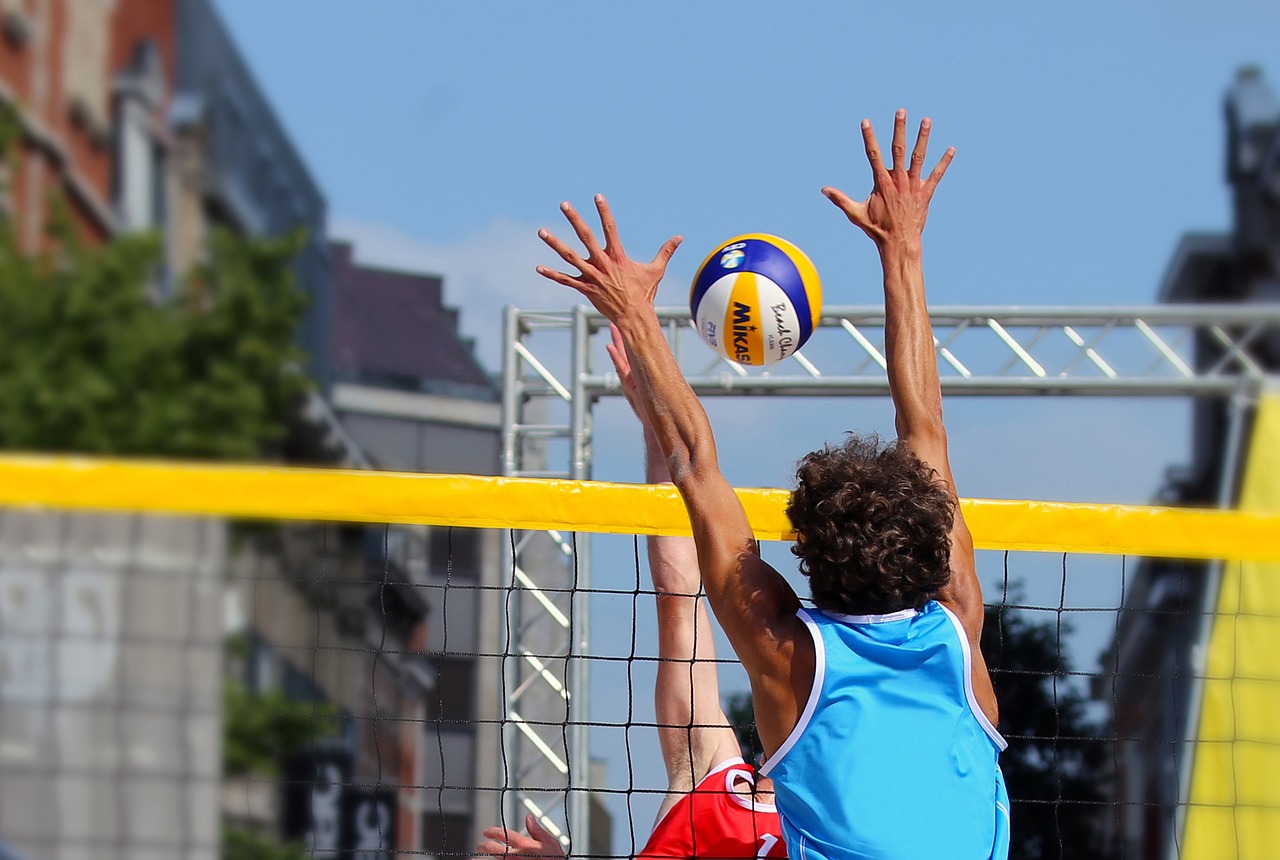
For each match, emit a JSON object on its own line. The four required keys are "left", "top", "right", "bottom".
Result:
{"left": 0, "top": 512, "right": 226, "bottom": 860}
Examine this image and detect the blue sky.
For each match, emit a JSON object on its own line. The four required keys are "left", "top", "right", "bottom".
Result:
{"left": 216, "top": 0, "right": 1277, "bottom": 843}
{"left": 213, "top": 0, "right": 1280, "bottom": 501}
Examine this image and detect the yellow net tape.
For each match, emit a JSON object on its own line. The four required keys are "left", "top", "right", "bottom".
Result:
{"left": 0, "top": 454, "right": 1276, "bottom": 560}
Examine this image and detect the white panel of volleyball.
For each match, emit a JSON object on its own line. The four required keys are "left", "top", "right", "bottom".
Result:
{"left": 497, "top": 302, "right": 1280, "bottom": 849}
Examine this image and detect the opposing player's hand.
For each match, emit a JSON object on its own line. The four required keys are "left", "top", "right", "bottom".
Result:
{"left": 822, "top": 109, "right": 954, "bottom": 249}
{"left": 474, "top": 813, "right": 566, "bottom": 859}
{"left": 605, "top": 324, "right": 647, "bottom": 420}
{"left": 536, "top": 194, "right": 682, "bottom": 324}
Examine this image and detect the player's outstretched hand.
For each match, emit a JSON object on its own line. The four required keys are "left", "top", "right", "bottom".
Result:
{"left": 822, "top": 109, "right": 954, "bottom": 249}
{"left": 474, "top": 813, "right": 566, "bottom": 859}
{"left": 536, "top": 194, "right": 682, "bottom": 324}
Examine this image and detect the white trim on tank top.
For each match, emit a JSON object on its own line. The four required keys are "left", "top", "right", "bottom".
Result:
{"left": 758, "top": 608, "right": 825, "bottom": 777}
{"left": 937, "top": 603, "right": 1008, "bottom": 750}
{"left": 826, "top": 607, "right": 919, "bottom": 624}
{"left": 650, "top": 756, "right": 778, "bottom": 831}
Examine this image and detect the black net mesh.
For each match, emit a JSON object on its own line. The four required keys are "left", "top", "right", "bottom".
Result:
{"left": 0, "top": 510, "right": 1257, "bottom": 859}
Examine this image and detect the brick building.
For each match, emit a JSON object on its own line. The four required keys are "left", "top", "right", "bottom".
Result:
{"left": 0, "top": 0, "right": 173, "bottom": 247}
{"left": 0, "top": 0, "right": 333, "bottom": 388}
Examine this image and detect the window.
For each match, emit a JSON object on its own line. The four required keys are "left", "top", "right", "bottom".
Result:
{"left": 2, "top": 0, "right": 31, "bottom": 46}
{"left": 63, "top": 0, "right": 112, "bottom": 136}
{"left": 115, "top": 98, "right": 163, "bottom": 231}
{"left": 427, "top": 528, "right": 480, "bottom": 581}
{"left": 427, "top": 657, "right": 474, "bottom": 725}
{"left": 423, "top": 812, "right": 471, "bottom": 860}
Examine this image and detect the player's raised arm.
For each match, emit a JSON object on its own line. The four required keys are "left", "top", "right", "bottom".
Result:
{"left": 606, "top": 325, "right": 742, "bottom": 810}
{"left": 535, "top": 197, "right": 813, "bottom": 756}
{"left": 822, "top": 110, "right": 997, "bottom": 725}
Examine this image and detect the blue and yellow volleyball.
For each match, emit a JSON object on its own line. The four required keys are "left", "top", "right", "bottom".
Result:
{"left": 689, "top": 233, "right": 822, "bottom": 365}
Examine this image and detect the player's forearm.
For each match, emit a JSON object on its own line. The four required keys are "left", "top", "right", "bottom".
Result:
{"left": 614, "top": 310, "right": 787, "bottom": 631}
{"left": 644, "top": 425, "right": 703, "bottom": 598}
{"left": 882, "top": 242, "right": 984, "bottom": 615}
{"left": 616, "top": 311, "right": 720, "bottom": 493}
{"left": 643, "top": 425, "right": 671, "bottom": 484}
{"left": 880, "top": 240, "right": 945, "bottom": 444}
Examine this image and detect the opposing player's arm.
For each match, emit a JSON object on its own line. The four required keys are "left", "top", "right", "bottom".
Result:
{"left": 619, "top": 315, "right": 812, "bottom": 755}
{"left": 823, "top": 111, "right": 997, "bottom": 725}
{"left": 536, "top": 198, "right": 813, "bottom": 755}
{"left": 606, "top": 326, "right": 741, "bottom": 802}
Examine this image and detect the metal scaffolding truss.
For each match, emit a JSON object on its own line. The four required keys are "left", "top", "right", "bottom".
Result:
{"left": 496, "top": 302, "right": 1280, "bottom": 844}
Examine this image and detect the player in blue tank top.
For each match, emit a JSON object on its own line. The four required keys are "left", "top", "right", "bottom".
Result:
{"left": 536, "top": 108, "right": 1006, "bottom": 858}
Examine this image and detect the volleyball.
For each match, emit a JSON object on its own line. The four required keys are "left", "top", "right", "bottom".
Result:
{"left": 689, "top": 233, "right": 822, "bottom": 365}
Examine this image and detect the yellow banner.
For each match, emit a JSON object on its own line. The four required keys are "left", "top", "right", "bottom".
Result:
{"left": 1184, "top": 391, "right": 1280, "bottom": 855}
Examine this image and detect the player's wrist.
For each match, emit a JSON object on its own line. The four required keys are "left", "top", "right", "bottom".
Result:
{"left": 612, "top": 304, "right": 654, "bottom": 334}
{"left": 613, "top": 309, "right": 666, "bottom": 357}
{"left": 875, "top": 236, "right": 924, "bottom": 260}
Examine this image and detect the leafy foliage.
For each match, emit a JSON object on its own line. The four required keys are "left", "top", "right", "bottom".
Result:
{"left": 222, "top": 677, "right": 339, "bottom": 778}
{"left": 0, "top": 213, "right": 310, "bottom": 458}
{"left": 222, "top": 676, "right": 339, "bottom": 860}
{"left": 221, "top": 825, "right": 309, "bottom": 860}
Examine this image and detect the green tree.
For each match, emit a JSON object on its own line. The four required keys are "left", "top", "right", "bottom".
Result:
{"left": 0, "top": 210, "right": 310, "bottom": 459}
{"left": 222, "top": 672, "right": 340, "bottom": 860}
{"left": 222, "top": 677, "right": 339, "bottom": 778}
{"left": 220, "top": 826, "right": 309, "bottom": 860}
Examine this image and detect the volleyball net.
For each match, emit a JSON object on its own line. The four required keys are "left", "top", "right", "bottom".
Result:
{"left": 0, "top": 431, "right": 1277, "bottom": 859}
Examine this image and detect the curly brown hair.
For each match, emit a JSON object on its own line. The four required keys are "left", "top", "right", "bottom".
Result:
{"left": 786, "top": 433, "right": 956, "bottom": 615}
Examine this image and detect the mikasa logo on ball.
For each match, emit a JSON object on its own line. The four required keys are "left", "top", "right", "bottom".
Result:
{"left": 731, "top": 302, "right": 754, "bottom": 363}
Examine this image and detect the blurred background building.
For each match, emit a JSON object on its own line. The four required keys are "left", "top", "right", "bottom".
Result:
{"left": 329, "top": 239, "right": 508, "bottom": 858}
{"left": 1107, "top": 67, "right": 1280, "bottom": 857}
{"left": 0, "top": 0, "right": 332, "bottom": 387}
{"left": 0, "top": 1, "right": 536, "bottom": 857}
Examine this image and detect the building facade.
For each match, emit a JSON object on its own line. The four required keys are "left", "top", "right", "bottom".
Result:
{"left": 329, "top": 240, "right": 509, "bottom": 858}
{"left": 0, "top": 3, "right": 390, "bottom": 858}
{"left": 172, "top": 0, "right": 333, "bottom": 391}
{"left": 1107, "top": 67, "right": 1280, "bottom": 857}
{"left": 0, "top": 0, "right": 333, "bottom": 388}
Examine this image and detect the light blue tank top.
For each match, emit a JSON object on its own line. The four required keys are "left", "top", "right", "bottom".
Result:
{"left": 759, "top": 602, "right": 1010, "bottom": 860}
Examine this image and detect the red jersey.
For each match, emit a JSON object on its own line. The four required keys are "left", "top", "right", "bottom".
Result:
{"left": 637, "top": 758, "right": 785, "bottom": 860}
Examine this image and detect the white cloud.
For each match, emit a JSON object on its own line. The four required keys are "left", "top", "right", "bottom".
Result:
{"left": 331, "top": 215, "right": 582, "bottom": 373}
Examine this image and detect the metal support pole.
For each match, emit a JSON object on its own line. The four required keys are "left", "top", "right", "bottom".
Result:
{"left": 499, "top": 305, "right": 523, "bottom": 832}
{"left": 565, "top": 305, "right": 593, "bottom": 851}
